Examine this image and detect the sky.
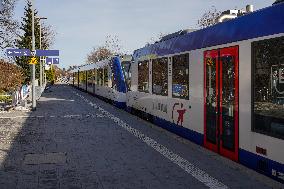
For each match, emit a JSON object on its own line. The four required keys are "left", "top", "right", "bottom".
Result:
{"left": 13, "top": 0, "right": 275, "bottom": 69}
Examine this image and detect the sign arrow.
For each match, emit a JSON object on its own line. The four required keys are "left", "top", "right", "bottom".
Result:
{"left": 6, "top": 49, "right": 31, "bottom": 57}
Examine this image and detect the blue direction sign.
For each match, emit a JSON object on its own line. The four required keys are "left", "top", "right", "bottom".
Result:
{"left": 46, "top": 57, "right": 53, "bottom": 65}
{"left": 6, "top": 49, "right": 31, "bottom": 57}
{"left": 46, "top": 57, "right": 60, "bottom": 64}
{"left": 36, "top": 50, "right": 59, "bottom": 56}
{"left": 53, "top": 58, "right": 59, "bottom": 64}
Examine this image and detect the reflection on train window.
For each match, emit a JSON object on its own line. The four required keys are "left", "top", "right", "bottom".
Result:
{"left": 87, "top": 70, "right": 93, "bottom": 87}
{"left": 252, "top": 36, "right": 284, "bottom": 139}
{"left": 138, "top": 60, "right": 149, "bottom": 92}
{"left": 80, "top": 71, "right": 86, "bottom": 87}
{"left": 172, "top": 54, "right": 189, "bottom": 99}
{"left": 92, "top": 70, "right": 96, "bottom": 85}
{"left": 104, "top": 68, "right": 108, "bottom": 87}
{"left": 152, "top": 57, "right": 168, "bottom": 96}
{"left": 205, "top": 56, "right": 217, "bottom": 143}
{"left": 97, "top": 69, "right": 104, "bottom": 86}
{"left": 74, "top": 72, "right": 78, "bottom": 85}
{"left": 122, "top": 61, "right": 131, "bottom": 91}
{"left": 111, "top": 71, "right": 117, "bottom": 90}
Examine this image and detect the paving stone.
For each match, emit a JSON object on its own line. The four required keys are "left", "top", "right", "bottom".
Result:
{"left": 24, "top": 152, "right": 66, "bottom": 165}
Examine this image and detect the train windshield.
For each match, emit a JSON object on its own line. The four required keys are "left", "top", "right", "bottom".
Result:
{"left": 121, "top": 61, "right": 131, "bottom": 91}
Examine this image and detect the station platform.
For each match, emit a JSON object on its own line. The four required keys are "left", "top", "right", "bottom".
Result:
{"left": 0, "top": 84, "right": 282, "bottom": 189}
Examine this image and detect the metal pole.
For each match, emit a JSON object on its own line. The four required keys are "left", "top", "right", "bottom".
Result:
{"left": 31, "top": 0, "right": 36, "bottom": 110}
{"left": 39, "top": 21, "right": 42, "bottom": 87}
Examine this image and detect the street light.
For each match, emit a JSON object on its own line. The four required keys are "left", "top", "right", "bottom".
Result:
{"left": 36, "top": 16, "right": 47, "bottom": 88}
{"left": 30, "top": 0, "right": 36, "bottom": 110}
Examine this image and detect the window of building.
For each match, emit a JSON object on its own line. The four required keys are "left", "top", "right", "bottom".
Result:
{"left": 138, "top": 60, "right": 149, "bottom": 92}
{"left": 172, "top": 54, "right": 189, "bottom": 99}
{"left": 152, "top": 57, "right": 168, "bottom": 96}
{"left": 252, "top": 36, "right": 284, "bottom": 139}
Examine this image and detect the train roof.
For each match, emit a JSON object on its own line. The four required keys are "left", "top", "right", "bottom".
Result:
{"left": 133, "top": 3, "right": 284, "bottom": 60}
{"left": 69, "top": 54, "right": 132, "bottom": 73}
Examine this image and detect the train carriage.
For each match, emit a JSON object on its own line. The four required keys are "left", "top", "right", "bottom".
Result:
{"left": 126, "top": 3, "right": 284, "bottom": 183}
{"left": 71, "top": 55, "right": 131, "bottom": 109}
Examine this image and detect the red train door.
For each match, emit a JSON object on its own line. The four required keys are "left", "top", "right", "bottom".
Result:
{"left": 204, "top": 46, "right": 239, "bottom": 162}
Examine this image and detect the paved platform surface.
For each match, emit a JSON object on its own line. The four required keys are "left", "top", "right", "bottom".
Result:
{"left": 0, "top": 84, "right": 283, "bottom": 189}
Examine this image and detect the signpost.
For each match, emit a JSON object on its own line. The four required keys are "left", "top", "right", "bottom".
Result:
{"left": 6, "top": 49, "right": 31, "bottom": 56}
{"left": 46, "top": 57, "right": 59, "bottom": 64}
{"left": 46, "top": 57, "right": 52, "bottom": 65}
{"left": 6, "top": 47, "right": 59, "bottom": 110}
{"left": 36, "top": 50, "right": 59, "bottom": 56}
{"left": 6, "top": 49, "right": 59, "bottom": 57}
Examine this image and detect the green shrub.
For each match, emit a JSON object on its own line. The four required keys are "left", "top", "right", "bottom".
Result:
{"left": 0, "top": 94, "right": 12, "bottom": 103}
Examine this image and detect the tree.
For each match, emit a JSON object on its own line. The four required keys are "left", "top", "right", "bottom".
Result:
{"left": 0, "top": 0, "right": 18, "bottom": 51}
{"left": 14, "top": 1, "right": 40, "bottom": 82}
{"left": 86, "top": 46, "right": 112, "bottom": 64}
{"left": 86, "top": 35, "right": 123, "bottom": 64}
{"left": 145, "top": 32, "right": 167, "bottom": 46}
{"left": 0, "top": 59, "right": 24, "bottom": 93}
{"left": 45, "top": 65, "right": 55, "bottom": 84}
{"left": 41, "top": 23, "right": 56, "bottom": 49}
{"left": 15, "top": 1, "right": 55, "bottom": 82}
{"left": 105, "top": 35, "right": 123, "bottom": 55}
{"left": 197, "top": 6, "right": 221, "bottom": 29}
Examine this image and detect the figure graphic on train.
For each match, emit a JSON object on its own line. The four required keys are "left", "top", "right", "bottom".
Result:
{"left": 172, "top": 103, "right": 186, "bottom": 126}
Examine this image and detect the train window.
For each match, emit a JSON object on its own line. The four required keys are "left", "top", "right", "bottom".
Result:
{"left": 252, "top": 36, "right": 284, "bottom": 139}
{"left": 104, "top": 68, "right": 108, "bottom": 87}
{"left": 97, "top": 68, "right": 104, "bottom": 86}
{"left": 80, "top": 71, "right": 86, "bottom": 86}
{"left": 138, "top": 60, "right": 149, "bottom": 92}
{"left": 172, "top": 54, "right": 189, "bottom": 99}
{"left": 74, "top": 72, "right": 78, "bottom": 85}
{"left": 152, "top": 57, "right": 168, "bottom": 96}
{"left": 122, "top": 61, "right": 131, "bottom": 91}
{"left": 87, "top": 70, "right": 93, "bottom": 88}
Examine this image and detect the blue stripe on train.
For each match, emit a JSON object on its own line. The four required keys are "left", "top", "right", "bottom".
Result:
{"left": 114, "top": 101, "right": 126, "bottom": 109}
{"left": 127, "top": 106, "right": 284, "bottom": 184}
{"left": 133, "top": 3, "right": 284, "bottom": 59}
{"left": 239, "top": 149, "right": 284, "bottom": 184}
{"left": 152, "top": 116, "right": 204, "bottom": 145}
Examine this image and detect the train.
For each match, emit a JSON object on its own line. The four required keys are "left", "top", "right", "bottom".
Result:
{"left": 70, "top": 3, "right": 284, "bottom": 183}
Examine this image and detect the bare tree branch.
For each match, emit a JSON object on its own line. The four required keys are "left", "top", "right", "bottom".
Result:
{"left": 0, "top": 0, "right": 19, "bottom": 50}
{"left": 197, "top": 6, "right": 221, "bottom": 29}
{"left": 86, "top": 35, "right": 124, "bottom": 64}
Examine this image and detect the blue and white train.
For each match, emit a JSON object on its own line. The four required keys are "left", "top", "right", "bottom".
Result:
{"left": 71, "top": 55, "right": 131, "bottom": 109}
{"left": 70, "top": 3, "right": 284, "bottom": 183}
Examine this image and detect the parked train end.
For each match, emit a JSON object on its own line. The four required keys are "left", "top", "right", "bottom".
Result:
{"left": 70, "top": 55, "right": 132, "bottom": 110}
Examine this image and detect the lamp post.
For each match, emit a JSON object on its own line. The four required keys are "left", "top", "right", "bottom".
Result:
{"left": 36, "top": 17, "right": 47, "bottom": 87}
{"left": 30, "top": 0, "right": 36, "bottom": 110}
